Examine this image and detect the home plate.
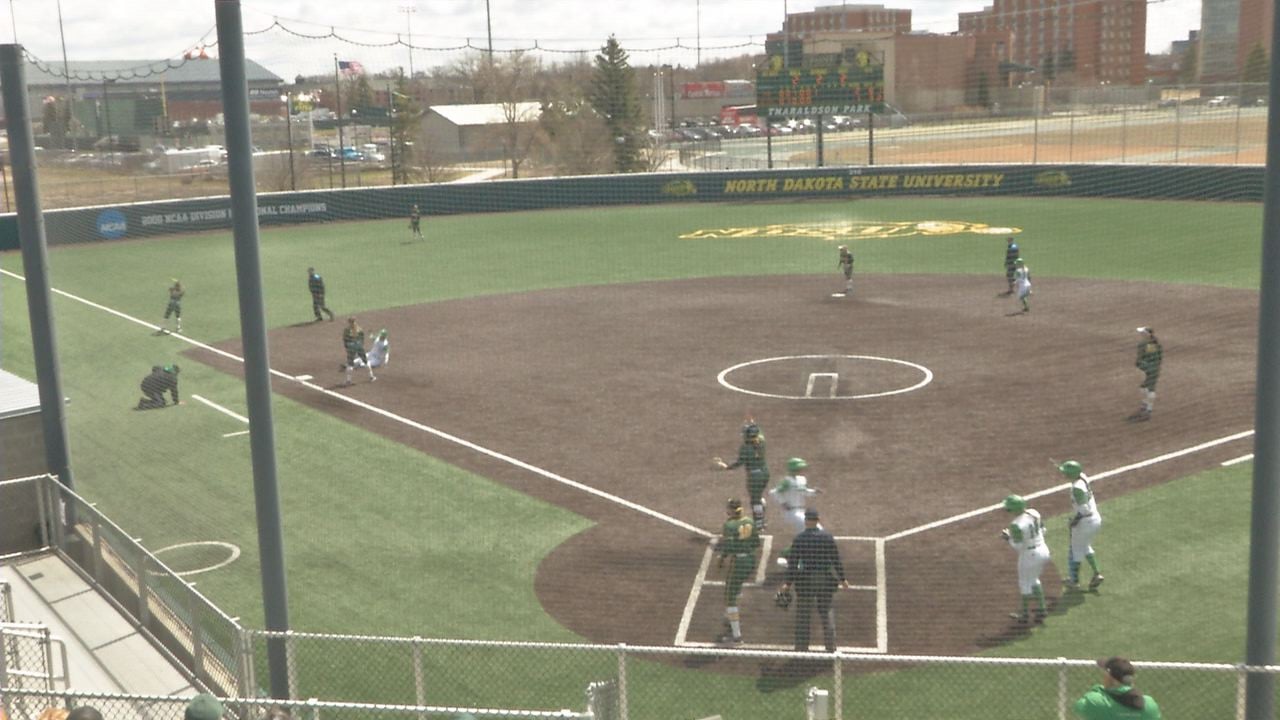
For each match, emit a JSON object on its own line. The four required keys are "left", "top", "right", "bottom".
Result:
{"left": 296, "top": 374, "right": 314, "bottom": 381}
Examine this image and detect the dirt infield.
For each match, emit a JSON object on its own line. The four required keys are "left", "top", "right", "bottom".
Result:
{"left": 197, "top": 273, "right": 1257, "bottom": 657}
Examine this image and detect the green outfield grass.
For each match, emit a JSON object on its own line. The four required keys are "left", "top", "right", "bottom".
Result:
{"left": 0, "top": 195, "right": 1266, "bottom": 715}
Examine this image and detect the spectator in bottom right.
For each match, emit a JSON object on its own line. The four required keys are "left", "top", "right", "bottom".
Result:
{"left": 1074, "top": 656, "right": 1162, "bottom": 719}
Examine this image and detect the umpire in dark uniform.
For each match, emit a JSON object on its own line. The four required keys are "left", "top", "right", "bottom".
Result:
{"left": 779, "top": 508, "right": 850, "bottom": 652}
{"left": 136, "top": 364, "right": 181, "bottom": 410}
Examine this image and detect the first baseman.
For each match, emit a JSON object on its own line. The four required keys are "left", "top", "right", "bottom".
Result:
{"left": 1001, "top": 237, "right": 1020, "bottom": 295}
{"left": 769, "top": 457, "right": 821, "bottom": 536}
{"left": 1012, "top": 258, "right": 1032, "bottom": 313}
{"left": 714, "top": 420, "right": 770, "bottom": 532}
{"left": 1130, "top": 327, "right": 1162, "bottom": 421}
{"left": 1001, "top": 494, "right": 1050, "bottom": 625}
{"left": 836, "top": 245, "right": 854, "bottom": 296}
{"left": 1059, "top": 460, "right": 1104, "bottom": 591}
{"left": 716, "top": 497, "right": 759, "bottom": 645}
{"left": 163, "top": 279, "right": 184, "bottom": 333}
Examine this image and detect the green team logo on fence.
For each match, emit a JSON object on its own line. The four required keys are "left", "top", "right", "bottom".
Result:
{"left": 680, "top": 221, "right": 1021, "bottom": 241}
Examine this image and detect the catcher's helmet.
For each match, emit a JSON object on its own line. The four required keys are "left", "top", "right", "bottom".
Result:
{"left": 1003, "top": 494, "right": 1027, "bottom": 513}
{"left": 742, "top": 422, "right": 761, "bottom": 439}
{"left": 1058, "top": 460, "right": 1083, "bottom": 479}
{"left": 726, "top": 498, "right": 744, "bottom": 516}
{"left": 787, "top": 457, "right": 808, "bottom": 473}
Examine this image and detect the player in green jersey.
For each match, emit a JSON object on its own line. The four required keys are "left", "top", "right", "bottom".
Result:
{"left": 714, "top": 420, "right": 770, "bottom": 531}
{"left": 1130, "top": 327, "right": 1162, "bottom": 422}
{"left": 715, "top": 498, "right": 760, "bottom": 645}
{"left": 836, "top": 245, "right": 854, "bottom": 296}
{"left": 163, "top": 279, "right": 184, "bottom": 333}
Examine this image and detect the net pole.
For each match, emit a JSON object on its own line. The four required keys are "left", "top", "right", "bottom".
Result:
{"left": 1244, "top": 6, "right": 1280, "bottom": 718}
{"left": 214, "top": 0, "right": 292, "bottom": 700}
{"left": 0, "top": 44, "right": 75, "bottom": 495}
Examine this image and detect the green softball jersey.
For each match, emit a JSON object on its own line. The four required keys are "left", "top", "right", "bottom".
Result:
{"left": 720, "top": 516, "right": 760, "bottom": 557}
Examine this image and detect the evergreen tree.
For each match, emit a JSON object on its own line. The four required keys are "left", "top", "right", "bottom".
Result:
{"left": 588, "top": 35, "right": 644, "bottom": 173}
{"left": 390, "top": 72, "right": 422, "bottom": 184}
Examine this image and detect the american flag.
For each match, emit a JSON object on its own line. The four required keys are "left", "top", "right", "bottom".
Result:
{"left": 337, "top": 60, "right": 365, "bottom": 75}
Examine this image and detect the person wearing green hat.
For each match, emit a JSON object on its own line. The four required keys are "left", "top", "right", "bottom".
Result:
{"left": 1058, "top": 460, "right": 1104, "bottom": 591}
{"left": 184, "top": 694, "right": 223, "bottom": 720}
{"left": 1001, "top": 493, "right": 1051, "bottom": 625}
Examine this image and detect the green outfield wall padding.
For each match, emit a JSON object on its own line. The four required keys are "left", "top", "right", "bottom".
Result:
{"left": 4, "top": 164, "right": 1264, "bottom": 249}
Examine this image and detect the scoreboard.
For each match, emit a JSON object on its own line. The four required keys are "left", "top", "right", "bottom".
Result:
{"left": 754, "top": 50, "right": 885, "bottom": 118}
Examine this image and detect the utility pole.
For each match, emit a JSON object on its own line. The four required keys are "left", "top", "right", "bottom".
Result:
{"left": 399, "top": 5, "right": 416, "bottom": 78}
{"left": 333, "top": 54, "right": 346, "bottom": 188}
{"left": 56, "top": 0, "right": 75, "bottom": 146}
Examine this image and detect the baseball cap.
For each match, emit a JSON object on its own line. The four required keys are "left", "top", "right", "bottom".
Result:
{"left": 184, "top": 694, "right": 224, "bottom": 720}
{"left": 804, "top": 508, "right": 820, "bottom": 521}
{"left": 67, "top": 707, "right": 104, "bottom": 720}
{"left": 1136, "top": 326, "right": 1152, "bottom": 333}
{"left": 1098, "top": 656, "right": 1136, "bottom": 684}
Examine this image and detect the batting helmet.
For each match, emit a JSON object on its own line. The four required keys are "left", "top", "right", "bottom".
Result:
{"left": 1003, "top": 494, "right": 1027, "bottom": 513}
{"left": 742, "top": 422, "right": 761, "bottom": 439}
{"left": 1014, "top": 257, "right": 1025, "bottom": 265}
{"left": 1058, "top": 460, "right": 1083, "bottom": 479}
{"left": 726, "top": 498, "right": 744, "bottom": 516}
{"left": 787, "top": 457, "right": 808, "bottom": 473}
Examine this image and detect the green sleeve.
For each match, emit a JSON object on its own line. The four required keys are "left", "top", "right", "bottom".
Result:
{"left": 1007, "top": 523, "right": 1023, "bottom": 542}
{"left": 1072, "top": 687, "right": 1106, "bottom": 718}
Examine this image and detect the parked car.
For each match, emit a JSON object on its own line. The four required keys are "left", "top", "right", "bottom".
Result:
{"left": 310, "top": 145, "right": 336, "bottom": 158}
{"left": 734, "top": 123, "right": 763, "bottom": 137}
{"left": 340, "top": 146, "right": 365, "bottom": 161}
{"left": 1207, "top": 95, "right": 1235, "bottom": 108}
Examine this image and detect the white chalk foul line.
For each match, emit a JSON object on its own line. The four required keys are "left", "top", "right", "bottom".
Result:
{"left": 192, "top": 394, "right": 250, "bottom": 424}
{"left": 0, "top": 268, "right": 712, "bottom": 539}
{"left": 1223, "top": 453, "right": 1254, "bottom": 467}
{"left": 887, "top": 428, "right": 1257, "bottom": 542}
{"left": 222, "top": 430, "right": 251, "bottom": 438}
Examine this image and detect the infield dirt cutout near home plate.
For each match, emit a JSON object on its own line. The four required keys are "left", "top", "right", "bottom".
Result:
{"left": 195, "top": 274, "right": 1258, "bottom": 658}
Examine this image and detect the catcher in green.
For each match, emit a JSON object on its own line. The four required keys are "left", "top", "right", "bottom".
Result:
{"left": 1130, "top": 327, "right": 1162, "bottom": 421}
{"left": 163, "top": 279, "right": 184, "bottom": 333}
{"left": 713, "top": 420, "right": 770, "bottom": 531}
{"left": 715, "top": 498, "right": 759, "bottom": 645}
{"left": 340, "top": 318, "right": 376, "bottom": 386}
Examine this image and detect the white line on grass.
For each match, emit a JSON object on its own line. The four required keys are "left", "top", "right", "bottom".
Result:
{"left": 887, "top": 428, "right": 1256, "bottom": 542}
{"left": 0, "top": 268, "right": 712, "bottom": 538}
{"left": 1222, "top": 453, "right": 1254, "bottom": 467}
{"left": 222, "top": 430, "right": 251, "bottom": 438}
{"left": 192, "top": 394, "right": 250, "bottom": 424}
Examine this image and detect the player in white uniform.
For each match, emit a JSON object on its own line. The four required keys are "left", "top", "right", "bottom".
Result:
{"left": 351, "top": 329, "right": 390, "bottom": 369}
{"left": 1058, "top": 460, "right": 1104, "bottom": 591}
{"left": 1012, "top": 258, "right": 1032, "bottom": 313}
{"left": 1001, "top": 494, "right": 1051, "bottom": 625}
{"left": 769, "top": 458, "right": 821, "bottom": 535}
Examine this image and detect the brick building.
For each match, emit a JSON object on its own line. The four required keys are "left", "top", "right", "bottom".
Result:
{"left": 958, "top": 0, "right": 1147, "bottom": 85}
{"left": 782, "top": 3, "right": 913, "bottom": 35}
{"left": 1199, "top": 0, "right": 1273, "bottom": 81}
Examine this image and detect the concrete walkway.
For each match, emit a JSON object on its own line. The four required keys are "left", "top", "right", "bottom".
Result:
{"left": 1, "top": 554, "right": 195, "bottom": 695}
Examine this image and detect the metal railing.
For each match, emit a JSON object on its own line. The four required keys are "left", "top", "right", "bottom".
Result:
{"left": 0, "top": 623, "right": 70, "bottom": 692}
{"left": 0, "top": 582, "right": 12, "bottom": 623}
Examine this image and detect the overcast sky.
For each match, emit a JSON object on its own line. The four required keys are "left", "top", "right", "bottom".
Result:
{"left": 16, "top": 0, "right": 1200, "bottom": 79}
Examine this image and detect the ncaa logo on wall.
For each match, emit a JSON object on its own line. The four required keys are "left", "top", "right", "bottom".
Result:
{"left": 96, "top": 209, "right": 127, "bottom": 239}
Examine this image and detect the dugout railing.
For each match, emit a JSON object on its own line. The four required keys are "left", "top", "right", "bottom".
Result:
{"left": 4, "top": 474, "right": 1278, "bottom": 718}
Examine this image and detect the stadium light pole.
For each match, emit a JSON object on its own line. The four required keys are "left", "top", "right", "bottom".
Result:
{"left": 485, "top": 0, "right": 494, "bottom": 63}
{"left": 398, "top": 5, "right": 415, "bottom": 78}
{"left": 56, "top": 0, "right": 75, "bottom": 145}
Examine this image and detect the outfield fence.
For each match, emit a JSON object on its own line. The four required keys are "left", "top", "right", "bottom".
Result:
{"left": 3, "top": 473, "right": 1279, "bottom": 718}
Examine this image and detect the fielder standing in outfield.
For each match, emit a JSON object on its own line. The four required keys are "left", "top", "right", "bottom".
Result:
{"left": 836, "top": 245, "right": 854, "bottom": 296}
{"left": 1001, "top": 237, "right": 1020, "bottom": 295}
{"left": 1059, "top": 460, "right": 1104, "bottom": 592}
{"left": 770, "top": 458, "right": 821, "bottom": 537}
{"left": 350, "top": 328, "right": 390, "bottom": 370}
{"left": 1012, "top": 258, "right": 1032, "bottom": 313}
{"left": 1001, "top": 494, "right": 1051, "bottom": 626}
{"left": 163, "top": 279, "right": 184, "bottom": 333}
{"left": 308, "top": 267, "right": 335, "bottom": 322}
{"left": 715, "top": 498, "right": 759, "bottom": 646}
{"left": 409, "top": 204, "right": 423, "bottom": 241}
{"left": 1130, "top": 327, "right": 1163, "bottom": 422}
{"left": 340, "top": 318, "right": 376, "bottom": 386}
{"left": 714, "top": 420, "right": 770, "bottom": 532}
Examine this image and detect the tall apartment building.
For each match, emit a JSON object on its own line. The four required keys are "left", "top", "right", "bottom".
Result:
{"left": 1198, "top": 0, "right": 1273, "bottom": 81}
{"left": 782, "top": 4, "right": 912, "bottom": 35}
{"left": 958, "top": 0, "right": 1146, "bottom": 85}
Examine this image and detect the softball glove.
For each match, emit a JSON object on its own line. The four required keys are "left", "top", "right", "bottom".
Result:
{"left": 774, "top": 587, "right": 793, "bottom": 610}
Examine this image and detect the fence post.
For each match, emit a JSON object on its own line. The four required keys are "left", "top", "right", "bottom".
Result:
{"left": 1068, "top": 112, "right": 1074, "bottom": 162}
{"left": 412, "top": 636, "right": 426, "bottom": 713}
{"left": 238, "top": 628, "right": 257, "bottom": 699}
{"left": 1235, "top": 85, "right": 1243, "bottom": 164}
{"left": 616, "top": 643, "right": 628, "bottom": 720}
{"left": 188, "top": 582, "right": 205, "bottom": 682}
{"left": 40, "top": 625, "right": 54, "bottom": 691}
{"left": 1120, "top": 103, "right": 1128, "bottom": 162}
{"left": 1236, "top": 663, "right": 1248, "bottom": 720}
{"left": 286, "top": 632, "right": 300, "bottom": 700}
{"left": 1032, "top": 110, "right": 1039, "bottom": 164}
{"left": 1058, "top": 657, "right": 1068, "bottom": 720}
{"left": 833, "top": 653, "right": 843, "bottom": 720}
{"left": 34, "top": 476, "right": 49, "bottom": 549}
{"left": 307, "top": 697, "right": 320, "bottom": 720}
{"left": 1174, "top": 91, "right": 1182, "bottom": 163}
{"left": 90, "top": 513, "right": 103, "bottom": 584}
{"left": 135, "top": 547, "right": 149, "bottom": 628}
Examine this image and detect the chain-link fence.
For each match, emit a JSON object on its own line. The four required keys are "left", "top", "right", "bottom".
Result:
{"left": 0, "top": 689, "right": 591, "bottom": 720}
{"left": 0, "top": 623, "right": 69, "bottom": 692}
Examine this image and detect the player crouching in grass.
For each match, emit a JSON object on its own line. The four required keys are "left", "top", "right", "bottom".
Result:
{"left": 135, "top": 364, "right": 181, "bottom": 410}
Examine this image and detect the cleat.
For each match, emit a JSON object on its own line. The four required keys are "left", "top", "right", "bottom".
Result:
{"left": 1009, "top": 612, "right": 1029, "bottom": 625}
{"left": 1089, "top": 574, "right": 1105, "bottom": 590}
{"left": 1063, "top": 579, "right": 1080, "bottom": 592}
